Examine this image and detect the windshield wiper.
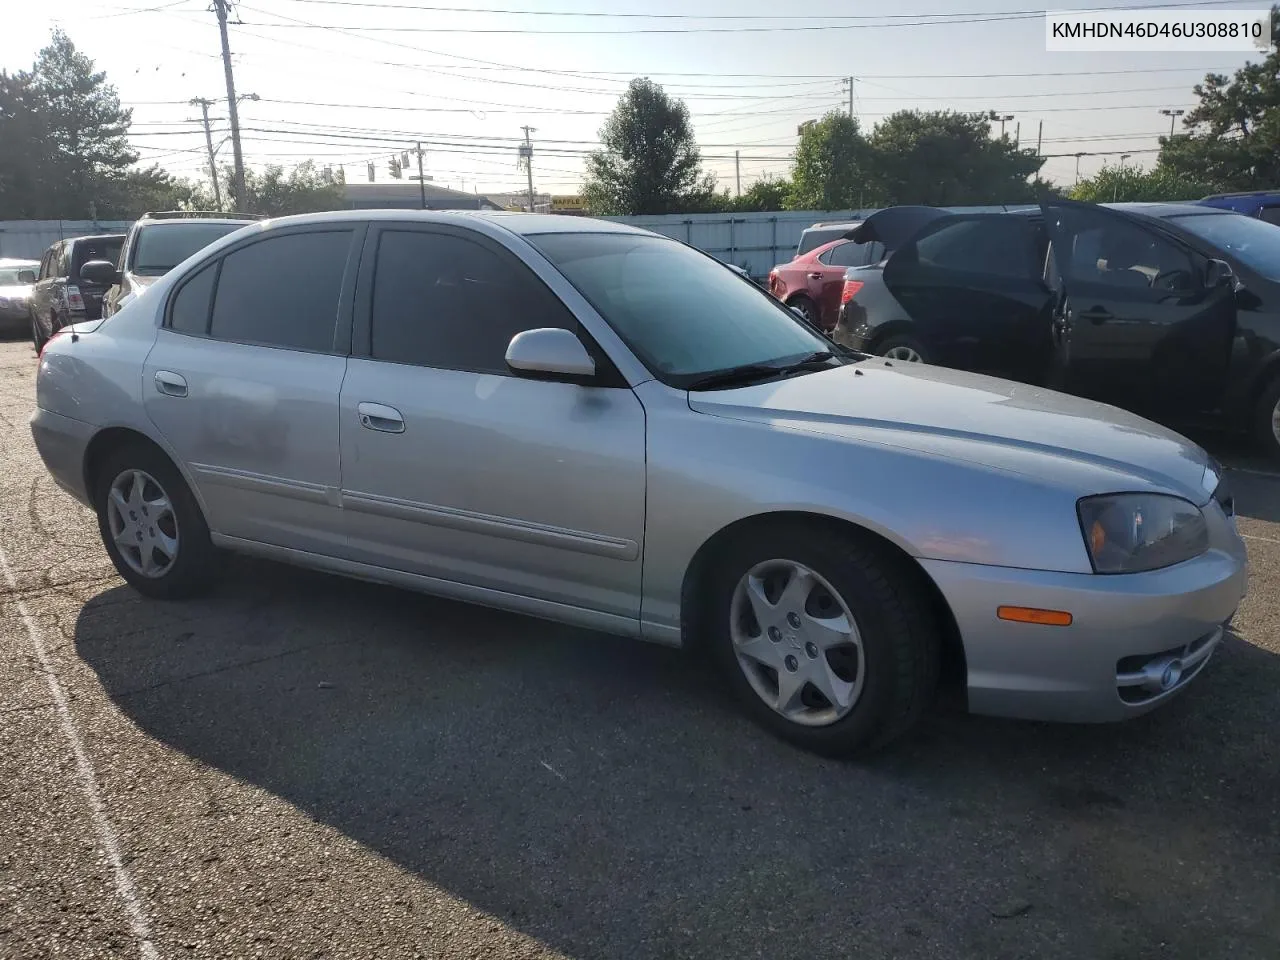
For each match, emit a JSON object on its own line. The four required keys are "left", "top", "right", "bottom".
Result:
{"left": 686, "top": 351, "right": 837, "bottom": 391}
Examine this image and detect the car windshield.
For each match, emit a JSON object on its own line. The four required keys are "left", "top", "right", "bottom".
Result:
{"left": 0, "top": 266, "right": 35, "bottom": 285}
{"left": 132, "top": 222, "right": 247, "bottom": 275}
{"left": 1166, "top": 212, "right": 1280, "bottom": 282}
{"left": 531, "top": 232, "right": 831, "bottom": 385}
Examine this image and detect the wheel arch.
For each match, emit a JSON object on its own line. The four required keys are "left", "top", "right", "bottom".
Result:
{"left": 82, "top": 426, "right": 211, "bottom": 523}
{"left": 679, "top": 510, "right": 967, "bottom": 696}
{"left": 862, "top": 319, "right": 920, "bottom": 353}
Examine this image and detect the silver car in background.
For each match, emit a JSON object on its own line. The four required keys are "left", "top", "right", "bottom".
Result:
{"left": 31, "top": 211, "right": 1248, "bottom": 755}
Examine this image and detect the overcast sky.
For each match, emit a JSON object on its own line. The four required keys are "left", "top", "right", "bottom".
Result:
{"left": 1, "top": 0, "right": 1266, "bottom": 199}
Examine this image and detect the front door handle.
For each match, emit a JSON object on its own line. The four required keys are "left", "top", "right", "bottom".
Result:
{"left": 808, "top": 272, "right": 824, "bottom": 280}
{"left": 154, "top": 370, "right": 188, "bottom": 397}
{"left": 357, "top": 401, "right": 405, "bottom": 434}
{"left": 1080, "top": 308, "right": 1114, "bottom": 324}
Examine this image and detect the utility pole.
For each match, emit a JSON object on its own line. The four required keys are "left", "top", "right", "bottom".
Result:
{"left": 1159, "top": 108, "right": 1185, "bottom": 138}
{"left": 520, "top": 125, "right": 536, "bottom": 213}
{"left": 415, "top": 142, "right": 426, "bottom": 209}
{"left": 1036, "top": 120, "right": 1043, "bottom": 157}
{"left": 190, "top": 97, "right": 223, "bottom": 211}
{"left": 1014, "top": 121, "right": 1020, "bottom": 148}
{"left": 213, "top": 0, "right": 247, "bottom": 212}
{"left": 735, "top": 150, "right": 741, "bottom": 197}
{"left": 841, "top": 76, "right": 855, "bottom": 119}
{"left": 1074, "top": 152, "right": 1085, "bottom": 185}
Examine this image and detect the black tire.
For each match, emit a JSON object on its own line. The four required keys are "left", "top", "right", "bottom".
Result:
{"left": 706, "top": 522, "right": 941, "bottom": 757}
{"left": 31, "top": 311, "right": 50, "bottom": 355}
{"left": 93, "top": 441, "right": 219, "bottom": 599}
{"left": 877, "top": 334, "right": 930, "bottom": 364}
{"left": 1253, "top": 373, "right": 1280, "bottom": 463}
{"left": 788, "top": 296, "right": 820, "bottom": 327}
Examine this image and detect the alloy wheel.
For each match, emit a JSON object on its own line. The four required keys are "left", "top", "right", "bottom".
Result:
{"left": 883, "top": 345, "right": 922, "bottom": 363}
{"left": 106, "top": 469, "right": 180, "bottom": 578}
{"left": 1272, "top": 395, "right": 1280, "bottom": 447}
{"left": 729, "top": 559, "right": 866, "bottom": 727}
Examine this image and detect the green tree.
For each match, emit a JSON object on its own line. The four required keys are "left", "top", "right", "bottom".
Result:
{"left": 1069, "top": 163, "right": 1214, "bottom": 203}
{"left": 1158, "top": 8, "right": 1280, "bottom": 193}
{"left": 788, "top": 112, "right": 875, "bottom": 210}
{"left": 732, "top": 175, "right": 791, "bottom": 212}
{"left": 582, "top": 78, "right": 715, "bottom": 215}
{"left": 868, "top": 110, "right": 1045, "bottom": 206}
{"left": 29, "top": 29, "right": 136, "bottom": 217}
{"left": 211, "top": 160, "right": 344, "bottom": 216}
{"left": 0, "top": 70, "right": 46, "bottom": 218}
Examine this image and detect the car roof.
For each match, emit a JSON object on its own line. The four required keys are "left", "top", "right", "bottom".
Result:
{"left": 66, "top": 233, "right": 126, "bottom": 244}
{"left": 1005, "top": 202, "right": 1233, "bottom": 221}
{"left": 252, "top": 208, "right": 655, "bottom": 238}
{"left": 0, "top": 258, "right": 39, "bottom": 267}
{"left": 136, "top": 217, "right": 258, "bottom": 228}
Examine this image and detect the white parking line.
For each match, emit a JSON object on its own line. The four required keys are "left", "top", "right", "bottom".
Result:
{"left": 0, "top": 543, "right": 160, "bottom": 960}
{"left": 1230, "top": 466, "right": 1280, "bottom": 480}
{"left": 1241, "top": 533, "right": 1280, "bottom": 545}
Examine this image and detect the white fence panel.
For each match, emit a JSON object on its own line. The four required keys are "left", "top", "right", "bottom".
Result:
{"left": 605, "top": 206, "right": 1038, "bottom": 278}
{"left": 0, "top": 220, "right": 134, "bottom": 260}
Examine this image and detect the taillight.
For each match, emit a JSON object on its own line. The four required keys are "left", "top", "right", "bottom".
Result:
{"left": 64, "top": 285, "right": 85, "bottom": 312}
{"left": 841, "top": 280, "right": 864, "bottom": 304}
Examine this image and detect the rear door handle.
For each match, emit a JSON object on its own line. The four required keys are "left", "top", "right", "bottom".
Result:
{"left": 1080, "top": 309, "right": 1114, "bottom": 324}
{"left": 357, "top": 401, "right": 405, "bottom": 434}
{"left": 808, "top": 272, "right": 824, "bottom": 280}
{"left": 154, "top": 370, "right": 188, "bottom": 397}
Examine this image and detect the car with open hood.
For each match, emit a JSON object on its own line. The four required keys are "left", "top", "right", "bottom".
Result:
{"left": 835, "top": 200, "right": 1280, "bottom": 460}
{"left": 30, "top": 210, "right": 1247, "bottom": 756}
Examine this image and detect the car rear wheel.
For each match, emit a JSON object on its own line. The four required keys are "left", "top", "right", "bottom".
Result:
{"left": 707, "top": 524, "right": 940, "bottom": 756}
{"left": 1254, "top": 373, "right": 1280, "bottom": 463}
{"left": 878, "top": 335, "right": 928, "bottom": 364}
{"left": 94, "top": 442, "right": 218, "bottom": 599}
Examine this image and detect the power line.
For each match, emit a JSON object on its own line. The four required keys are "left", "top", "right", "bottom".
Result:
{"left": 234, "top": 0, "right": 1242, "bottom": 33}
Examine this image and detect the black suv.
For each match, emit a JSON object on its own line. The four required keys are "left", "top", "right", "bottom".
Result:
{"left": 88, "top": 211, "right": 259, "bottom": 320}
{"left": 29, "top": 233, "right": 125, "bottom": 352}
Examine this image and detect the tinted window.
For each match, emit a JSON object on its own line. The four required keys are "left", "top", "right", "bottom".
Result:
{"left": 913, "top": 219, "right": 1033, "bottom": 279}
{"left": 828, "top": 241, "right": 882, "bottom": 267}
{"left": 39, "top": 251, "right": 52, "bottom": 280}
{"left": 370, "top": 230, "right": 575, "bottom": 373}
{"left": 56, "top": 244, "right": 70, "bottom": 277}
{"left": 169, "top": 263, "right": 217, "bottom": 335}
{"left": 1258, "top": 206, "right": 1280, "bottom": 227}
{"left": 133, "top": 222, "right": 247, "bottom": 275}
{"left": 210, "top": 231, "right": 350, "bottom": 352}
{"left": 797, "top": 227, "right": 851, "bottom": 256}
{"left": 71, "top": 238, "right": 122, "bottom": 277}
{"left": 1166, "top": 212, "right": 1280, "bottom": 283}
{"left": 533, "top": 232, "right": 829, "bottom": 383}
{"left": 1063, "top": 220, "right": 1193, "bottom": 292}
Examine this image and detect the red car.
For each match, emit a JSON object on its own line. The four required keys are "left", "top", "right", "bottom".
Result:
{"left": 768, "top": 237, "right": 885, "bottom": 331}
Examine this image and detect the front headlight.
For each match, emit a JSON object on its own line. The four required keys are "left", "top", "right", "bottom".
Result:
{"left": 1078, "top": 493, "right": 1208, "bottom": 574}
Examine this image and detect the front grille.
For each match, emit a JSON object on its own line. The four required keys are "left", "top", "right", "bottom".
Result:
{"left": 1115, "top": 627, "right": 1222, "bottom": 704}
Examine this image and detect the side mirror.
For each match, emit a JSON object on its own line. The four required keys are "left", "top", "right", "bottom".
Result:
{"left": 505, "top": 327, "right": 596, "bottom": 379}
{"left": 17, "top": 269, "right": 36, "bottom": 284}
{"left": 1204, "top": 258, "right": 1234, "bottom": 289}
{"left": 79, "top": 260, "right": 121, "bottom": 286}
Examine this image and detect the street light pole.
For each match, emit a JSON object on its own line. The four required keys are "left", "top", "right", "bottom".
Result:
{"left": 1159, "top": 108, "right": 1185, "bottom": 138}
{"left": 991, "top": 112, "right": 1014, "bottom": 139}
{"left": 1075, "top": 152, "right": 1085, "bottom": 185}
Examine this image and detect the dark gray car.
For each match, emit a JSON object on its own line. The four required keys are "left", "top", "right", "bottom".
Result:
{"left": 28, "top": 234, "right": 124, "bottom": 352}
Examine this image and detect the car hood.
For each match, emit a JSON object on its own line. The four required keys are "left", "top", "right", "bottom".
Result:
{"left": 0, "top": 284, "right": 32, "bottom": 299}
{"left": 689, "top": 360, "right": 1215, "bottom": 503}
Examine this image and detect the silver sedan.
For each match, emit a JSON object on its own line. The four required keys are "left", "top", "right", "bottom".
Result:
{"left": 30, "top": 211, "right": 1248, "bottom": 755}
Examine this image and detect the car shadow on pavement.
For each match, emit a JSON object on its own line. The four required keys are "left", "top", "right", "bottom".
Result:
{"left": 74, "top": 557, "right": 1280, "bottom": 960}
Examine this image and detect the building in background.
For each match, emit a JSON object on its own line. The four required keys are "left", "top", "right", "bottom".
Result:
{"left": 341, "top": 182, "right": 503, "bottom": 211}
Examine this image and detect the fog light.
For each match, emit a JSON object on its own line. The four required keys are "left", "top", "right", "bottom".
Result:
{"left": 1161, "top": 659, "right": 1183, "bottom": 690}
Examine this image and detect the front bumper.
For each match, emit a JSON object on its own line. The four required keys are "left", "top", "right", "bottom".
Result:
{"left": 30, "top": 406, "right": 96, "bottom": 507}
{"left": 921, "top": 506, "right": 1247, "bottom": 723}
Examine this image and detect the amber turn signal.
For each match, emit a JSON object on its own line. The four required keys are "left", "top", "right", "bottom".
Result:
{"left": 997, "top": 606, "right": 1073, "bottom": 626}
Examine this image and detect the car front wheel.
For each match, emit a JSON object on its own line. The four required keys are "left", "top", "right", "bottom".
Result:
{"left": 94, "top": 442, "right": 218, "bottom": 599}
{"left": 878, "top": 335, "right": 929, "bottom": 364}
{"left": 708, "top": 524, "right": 941, "bottom": 756}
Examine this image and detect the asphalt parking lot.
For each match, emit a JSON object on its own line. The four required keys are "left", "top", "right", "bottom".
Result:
{"left": 1, "top": 337, "right": 1278, "bottom": 960}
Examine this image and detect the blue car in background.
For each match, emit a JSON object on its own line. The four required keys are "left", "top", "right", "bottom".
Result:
{"left": 1198, "top": 191, "right": 1280, "bottom": 226}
